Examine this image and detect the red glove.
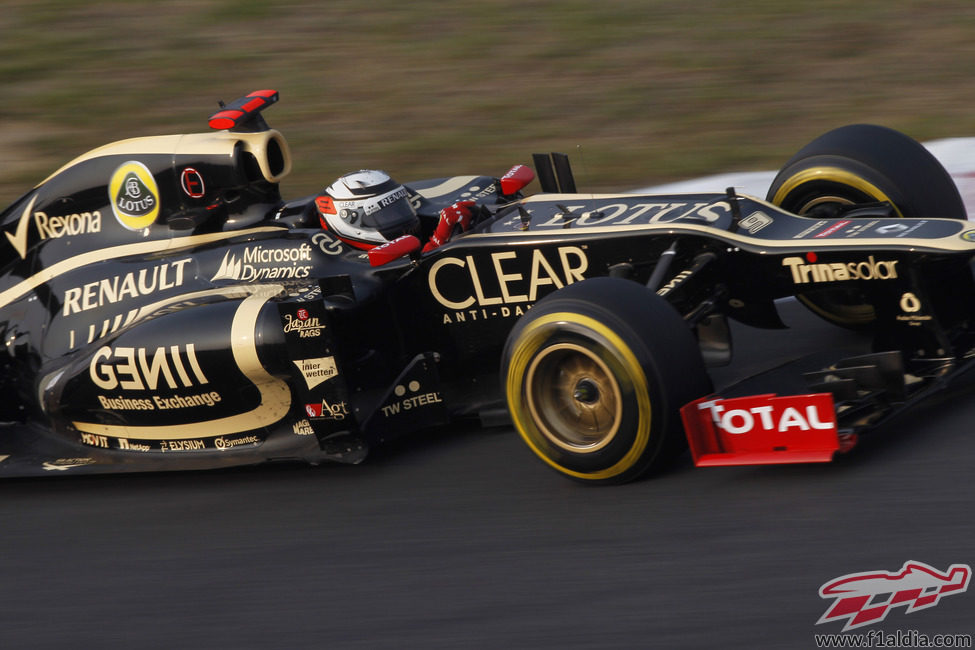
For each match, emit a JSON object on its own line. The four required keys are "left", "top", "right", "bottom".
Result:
{"left": 423, "top": 201, "right": 476, "bottom": 253}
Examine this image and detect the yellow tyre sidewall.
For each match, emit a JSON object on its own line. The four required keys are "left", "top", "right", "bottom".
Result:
{"left": 505, "top": 312, "right": 652, "bottom": 482}
{"left": 772, "top": 166, "right": 901, "bottom": 327}
{"left": 770, "top": 166, "right": 902, "bottom": 217}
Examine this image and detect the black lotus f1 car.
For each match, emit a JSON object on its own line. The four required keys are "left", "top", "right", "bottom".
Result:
{"left": 2, "top": 89, "right": 974, "bottom": 482}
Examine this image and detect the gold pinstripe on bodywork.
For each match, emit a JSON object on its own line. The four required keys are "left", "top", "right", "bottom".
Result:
{"left": 466, "top": 193, "right": 975, "bottom": 253}
{"left": 71, "top": 285, "right": 291, "bottom": 439}
{"left": 0, "top": 225, "right": 285, "bottom": 311}
{"left": 37, "top": 129, "right": 292, "bottom": 187}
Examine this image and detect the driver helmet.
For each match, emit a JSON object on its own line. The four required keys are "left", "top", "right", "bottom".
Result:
{"left": 316, "top": 170, "right": 419, "bottom": 249}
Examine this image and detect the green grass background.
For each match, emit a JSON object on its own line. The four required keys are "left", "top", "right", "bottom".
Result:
{"left": 3, "top": 0, "right": 975, "bottom": 204}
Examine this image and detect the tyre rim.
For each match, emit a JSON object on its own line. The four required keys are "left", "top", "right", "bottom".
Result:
{"left": 794, "top": 194, "right": 852, "bottom": 215}
{"left": 794, "top": 192, "right": 877, "bottom": 325}
{"left": 525, "top": 342, "right": 623, "bottom": 453}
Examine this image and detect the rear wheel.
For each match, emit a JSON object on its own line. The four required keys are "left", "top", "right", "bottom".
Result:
{"left": 767, "top": 124, "right": 966, "bottom": 328}
{"left": 502, "top": 278, "right": 711, "bottom": 484}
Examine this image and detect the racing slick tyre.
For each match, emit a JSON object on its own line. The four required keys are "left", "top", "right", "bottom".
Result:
{"left": 767, "top": 124, "right": 966, "bottom": 328}
{"left": 501, "top": 277, "right": 711, "bottom": 485}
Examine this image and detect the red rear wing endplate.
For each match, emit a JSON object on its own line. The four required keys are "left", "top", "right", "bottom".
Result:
{"left": 208, "top": 89, "right": 279, "bottom": 131}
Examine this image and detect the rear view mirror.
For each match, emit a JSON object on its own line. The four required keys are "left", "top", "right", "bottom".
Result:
{"left": 367, "top": 234, "right": 422, "bottom": 266}
{"left": 499, "top": 164, "right": 535, "bottom": 196}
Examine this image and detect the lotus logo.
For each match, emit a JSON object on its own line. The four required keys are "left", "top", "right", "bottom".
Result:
{"left": 108, "top": 161, "right": 160, "bottom": 230}
{"left": 817, "top": 561, "right": 971, "bottom": 631}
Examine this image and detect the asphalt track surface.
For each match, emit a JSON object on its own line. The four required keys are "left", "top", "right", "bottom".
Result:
{"left": 3, "top": 301, "right": 974, "bottom": 649}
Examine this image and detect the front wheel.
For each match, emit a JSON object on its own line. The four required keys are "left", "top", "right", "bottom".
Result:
{"left": 501, "top": 278, "right": 711, "bottom": 484}
{"left": 767, "top": 124, "right": 966, "bottom": 328}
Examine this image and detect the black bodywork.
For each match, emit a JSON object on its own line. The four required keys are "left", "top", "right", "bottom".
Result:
{"left": 3, "top": 92, "right": 975, "bottom": 476}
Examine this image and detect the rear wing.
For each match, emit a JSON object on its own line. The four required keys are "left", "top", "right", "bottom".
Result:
{"left": 208, "top": 89, "right": 279, "bottom": 132}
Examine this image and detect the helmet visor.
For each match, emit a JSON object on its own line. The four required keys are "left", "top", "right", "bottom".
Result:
{"left": 360, "top": 188, "right": 418, "bottom": 239}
